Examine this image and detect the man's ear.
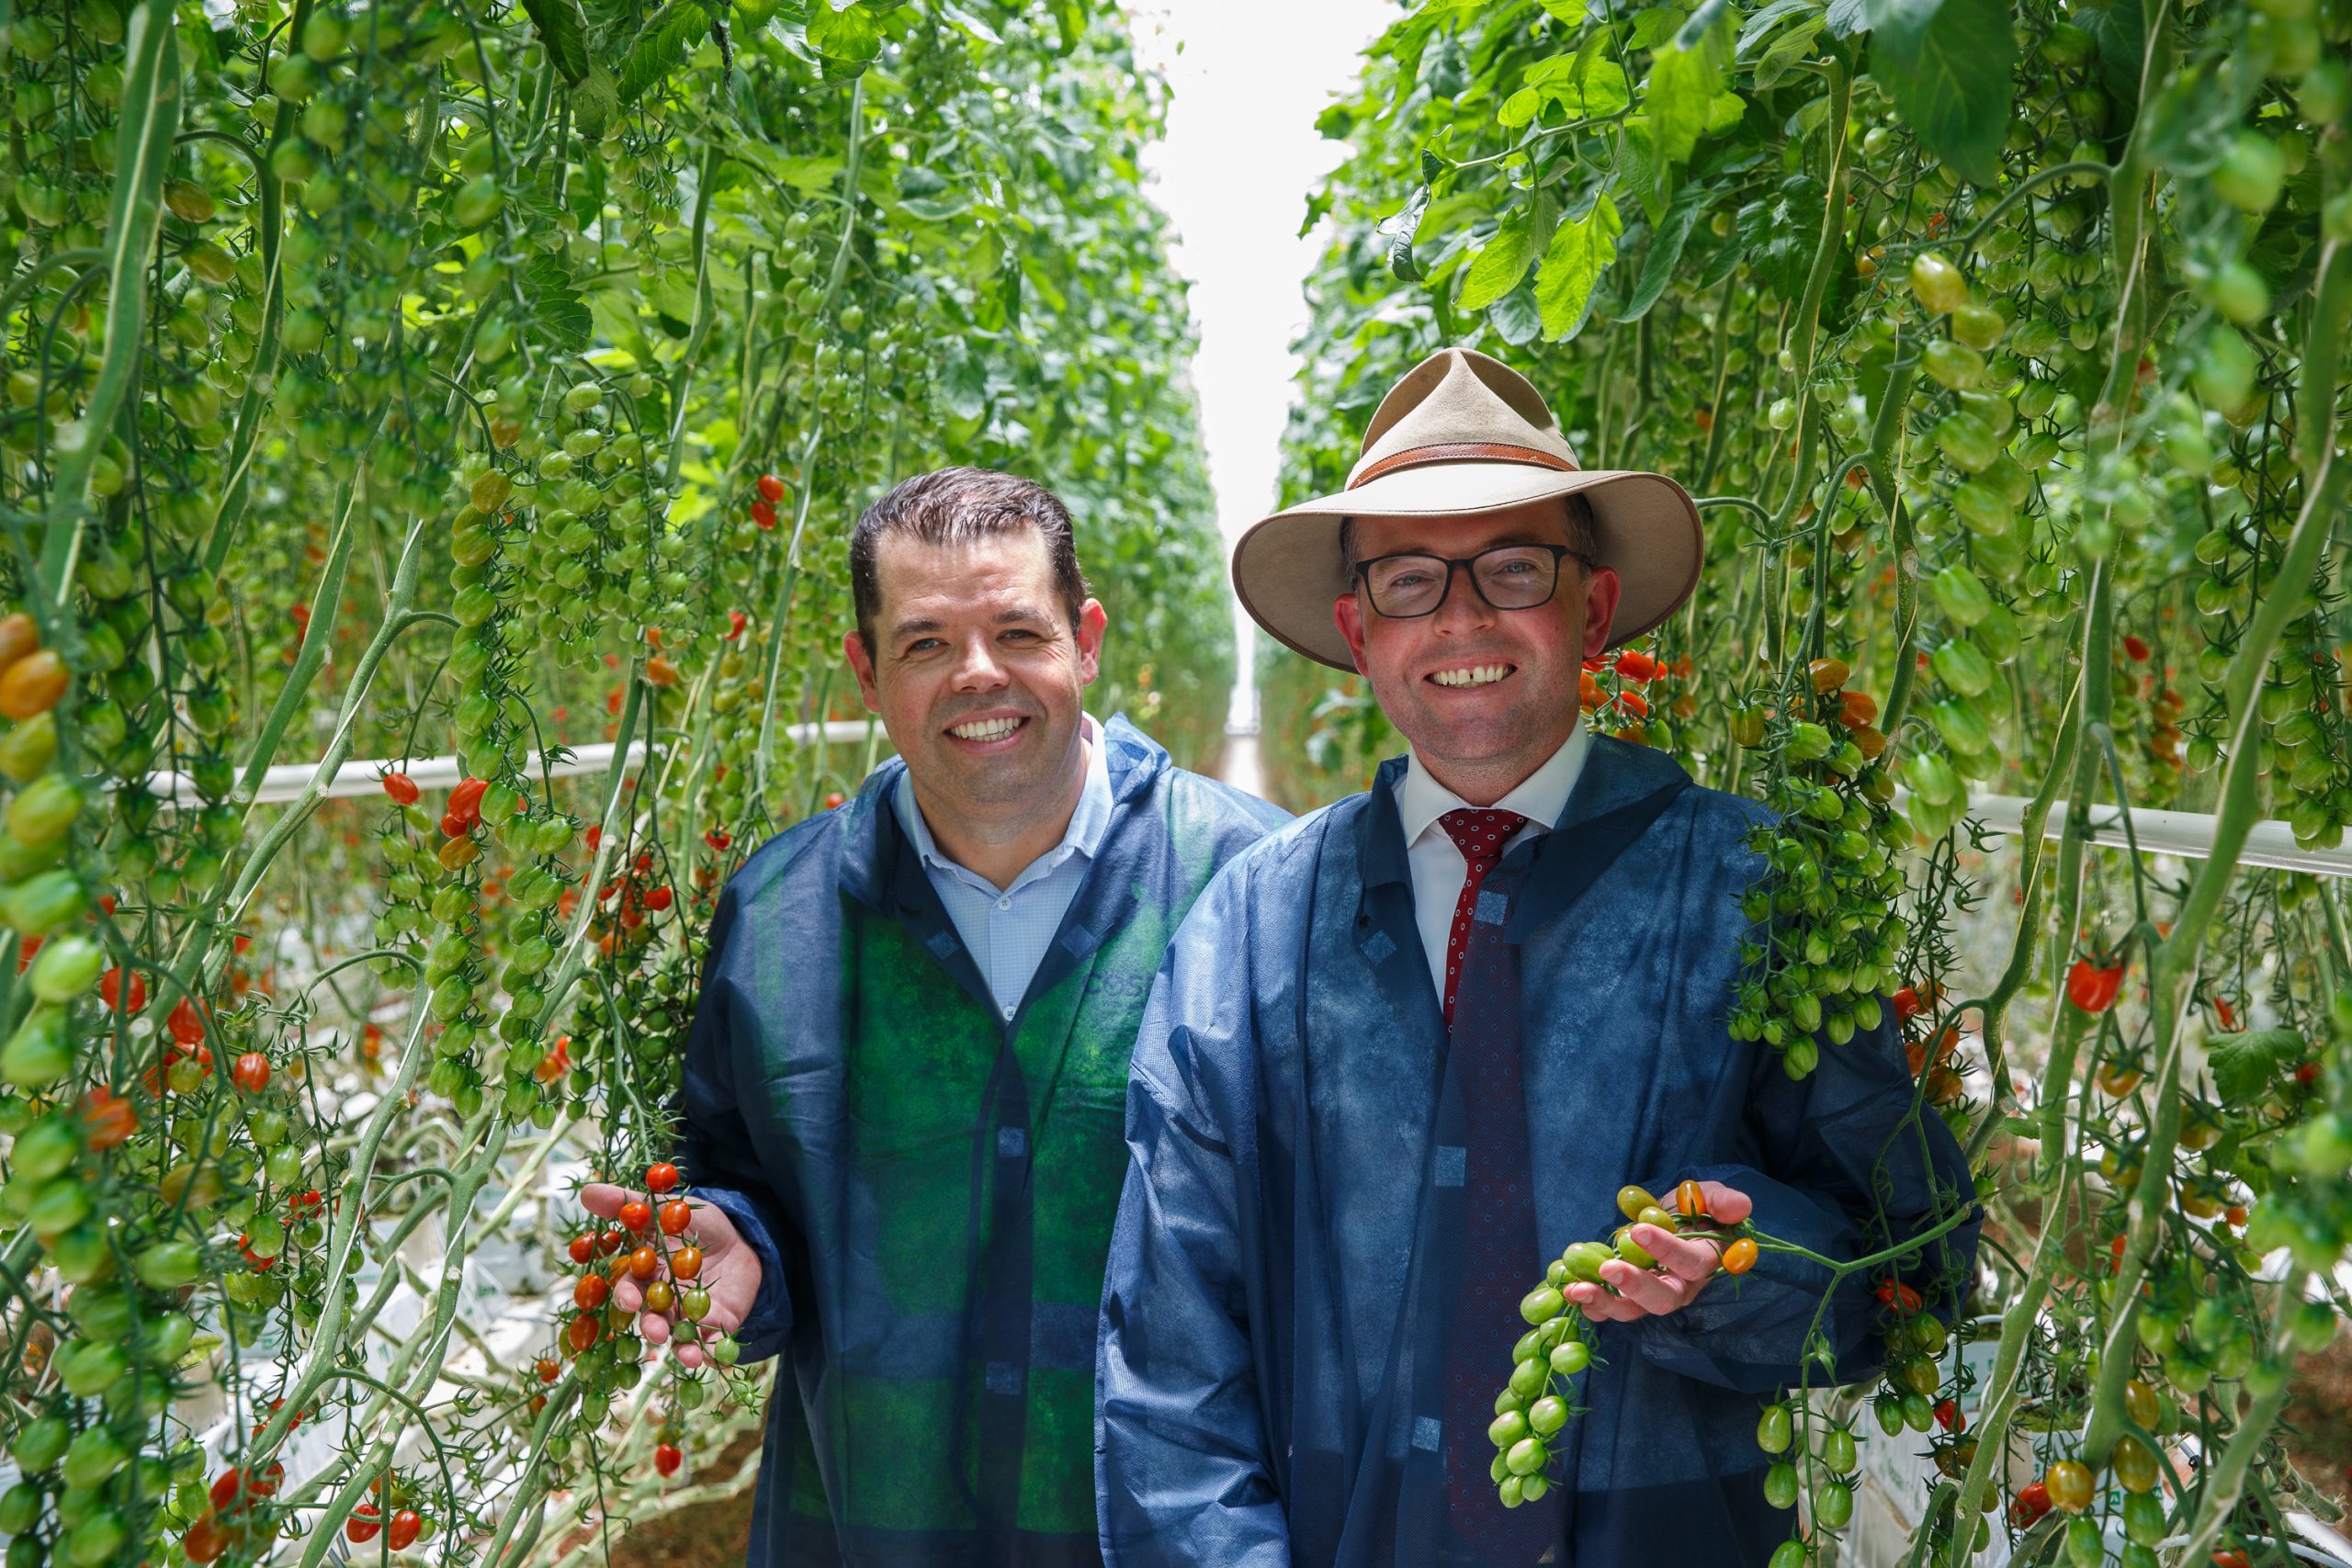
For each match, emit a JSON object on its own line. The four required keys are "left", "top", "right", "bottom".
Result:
{"left": 1580, "top": 567, "right": 1623, "bottom": 661}
{"left": 1333, "top": 592, "right": 1373, "bottom": 679}
{"left": 843, "top": 628, "right": 883, "bottom": 713}
{"left": 1074, "top": 598, "right": 1107, "bottom": 686}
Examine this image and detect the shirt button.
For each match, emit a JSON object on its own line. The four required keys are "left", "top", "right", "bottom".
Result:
{"left": 997, "top": 896, "right": 1012, "bottom": 910}
{"left": 1001, "top": 1004, "right": 1016, "bottom": 1021}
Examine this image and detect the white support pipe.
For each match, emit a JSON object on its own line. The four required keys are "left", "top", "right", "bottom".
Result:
{"left": 143, "top": 719, "right": 884, "bottom": 808}
{"left": 1951, "top": 791, "right": 2352, "bottom": 878}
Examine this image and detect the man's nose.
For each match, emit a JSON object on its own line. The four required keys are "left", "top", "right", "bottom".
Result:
{"left": 950, "top": 636, "right": 1011, "bottom": 691}
{"left": 1428, "top": 562, "right": 1498, "bottom": 634}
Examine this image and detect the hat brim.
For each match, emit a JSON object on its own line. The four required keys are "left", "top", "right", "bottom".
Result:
{"left": 1232, "top": 463, "right": 1705, "bottom": 672}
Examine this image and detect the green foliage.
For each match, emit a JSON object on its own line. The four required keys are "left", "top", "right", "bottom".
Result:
{"left": 0, "top": 0, "right": 1225, "bottom": 1562}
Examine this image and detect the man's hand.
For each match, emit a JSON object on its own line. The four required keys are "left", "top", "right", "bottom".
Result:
{"left": 580, "top": 1183, "right": 763, "bottom": 1370}
{"left": 1564, "top": 1180, "right": 1753, "bottom": 1323}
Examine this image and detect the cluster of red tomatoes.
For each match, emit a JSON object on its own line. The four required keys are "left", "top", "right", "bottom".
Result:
{"left": 561, "top": 1165, "right": 716, "bottom": 1361}
{"left": 1577, "top": 646, "right": 1694, "bottom": 749}
{"left": 590, "top": 851, "right": 674, "bottom": 964}
{"left": 750, "top": 472, "right": 785, "bottom": 531}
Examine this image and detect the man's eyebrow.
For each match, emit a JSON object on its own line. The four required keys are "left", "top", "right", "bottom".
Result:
{"left": 888, "top": 604, "right": 1058, "bottom": 639}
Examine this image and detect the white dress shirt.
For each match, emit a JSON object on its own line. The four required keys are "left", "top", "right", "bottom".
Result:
{"left": 1393, "top": 724, "right": 1593, "bottom": 995}
{"left": 892, "top": 714, "right": 1113, "bottom": 1021}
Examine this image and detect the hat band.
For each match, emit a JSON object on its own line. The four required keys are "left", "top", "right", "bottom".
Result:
{"left": 1348, "top": 441, "right": 1578, "bottom": 491}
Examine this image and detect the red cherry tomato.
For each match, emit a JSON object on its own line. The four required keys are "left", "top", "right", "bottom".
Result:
{"left": 629, "top": 1245, "right": 660, "bottom": 1280}
{"left": 567, "top": 1314, "right": 600, "bottom": 1353}
{"left": 232, "top": 1052, "right": 272, "bottom": 1093}
{"left": 646, "top": 1162, "right": 680, "bottom": 1194}
{"left": 574, "top": 1274, "right": 609, "bottom": 1312}
{"left": 447, "top": 776, "right": 490, "bottom": 823}
{"left": 388, "top": 1511, "right": 422, "bottom": 1551}
{"left": 756, "top": 473, "right": 785, "bottom": 503}
{"left": 659, "top": 1200, "right": 693, "bottom": 1236}
{"left": 619, "top": 1200, "right": 651, "bottom": 1233}
{"left": 672, "top": 1245, "right": 703, "bottom": 1280}
{"left": 568, "top": 1235, "right": 595, "bottom": 1265}
{"left": 347, "top": 1504, "right": 381, "bottom": 1543}
{"left": 2010, "top": 1480, "right": 2051, "bottom": 1526}
{"left": 382, "top": 772, "right": 420, "bottom": 806}
{"left": 597, "top": 1227, "right": 625, "bottom": 1256}
{"left": 655, "top": 1442, "right": 683, "bottom": 1478}
{"left": 2065, "top": 959, "right": 2125, "bottom": 1014}
{"left": 536, "top": 1358, "right": 560, "bottom": 1383}
{"left": 100, "top": 966, "right": 146, "bottom": 1013}
{"left": 643, "top": 886, "right": 673, "bottom": 912}
{"left": 184, "top": 1516, "right": 233, "bottom": 1563}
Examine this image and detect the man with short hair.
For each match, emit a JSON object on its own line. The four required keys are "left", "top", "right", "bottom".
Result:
{"left": 585, "top": 467, "right": 1285, "bottom": 1565}
{"left": 1094, "top": 349, "right": 1978, "bottom": 1566}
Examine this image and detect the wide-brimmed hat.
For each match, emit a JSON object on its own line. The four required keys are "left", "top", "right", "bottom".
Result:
{"left": 1233, "top": 347, "right": 1704, "bottom": 671}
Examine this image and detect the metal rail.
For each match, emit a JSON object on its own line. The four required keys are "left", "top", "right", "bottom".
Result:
{"left": 143, "top": 719, "right": 885, "bottom": 807}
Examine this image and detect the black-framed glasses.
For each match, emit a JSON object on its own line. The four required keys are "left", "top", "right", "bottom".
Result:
{"left": 1353, "top": 543, "right": 1596, "bottom": 619}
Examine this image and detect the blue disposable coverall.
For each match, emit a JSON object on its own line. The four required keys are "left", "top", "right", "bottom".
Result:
{"left": 675, "top": 716, "right": 1285, "bottom": 1566}
{"left": 1094, "top": 736, "right": 1981, "bottom": 1567}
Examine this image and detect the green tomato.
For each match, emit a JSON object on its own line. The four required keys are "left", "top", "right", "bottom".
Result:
{"left": 13, "top": 1416, "right": 72, "bottom": 1472}
{"left": 1762, "top": 1461, "right": 1799, "bottom": 1510}
{"left": 2211, "top": 131, "right": 2286, "bottom": 213}
{"left": 1820, "top": 1427, "right": 1856, "bottom": 1473}
{"left": 6, "top": 773, "right": 84, "bottom": 848}
{"left": 1909, "top": 252, "right": 1968, "bottom": 314}
{"left": 1548, "top": 1339, "right": 1590, "bottom": 1376}
{"left": 1756, "top": 1404, "right": 1792, "bottom": 1454}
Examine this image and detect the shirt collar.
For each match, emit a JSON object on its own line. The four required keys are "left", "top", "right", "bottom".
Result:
{"left": 1396, "top": 721, "right": 1591, "bottom": 848}
{"left": 894, "top": 713, "right": 1112, "bottom": 890}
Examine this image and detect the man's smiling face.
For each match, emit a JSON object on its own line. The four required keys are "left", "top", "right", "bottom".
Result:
{"left": 845, "top": 526, "right": 1103, "bottom": 820}
{"left": 1332, "top": 498, "right": 1620, "bottom": 797}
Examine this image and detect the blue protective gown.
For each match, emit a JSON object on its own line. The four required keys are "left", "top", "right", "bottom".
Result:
{"left": 674, "top": 716, "right": 1287, "bottom": 1566}
{"left": 1094, "top": 736, "right": 1982, "bottom": 1568}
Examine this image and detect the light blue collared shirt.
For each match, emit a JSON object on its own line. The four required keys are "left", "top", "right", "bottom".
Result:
{"left": 892, "top": 714, "right": 1114, "bottom": 1023}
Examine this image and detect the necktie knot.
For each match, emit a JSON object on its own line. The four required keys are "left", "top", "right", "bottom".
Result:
{"left": 1438, "top": 807, "right": 1528, "bottom": 874}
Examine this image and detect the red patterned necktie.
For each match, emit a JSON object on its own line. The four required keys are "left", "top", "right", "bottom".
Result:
{"left": 1438, "top": 808, "right": 1526, "bottom": 1025}
{"left": 1437, "top": 807, "right": 1563, "bottom": 1563}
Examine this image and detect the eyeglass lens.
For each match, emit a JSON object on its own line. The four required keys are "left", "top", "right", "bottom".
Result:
{"left": 1363, "top": 547, "right": 1560, "bottom": 616}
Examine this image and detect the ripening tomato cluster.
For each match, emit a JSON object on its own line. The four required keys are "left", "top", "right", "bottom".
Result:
{"left": 1727, "top": 657, "right": 1912, "bottom": 1085}
{"left": 554, "top": 1165, "right": 743, "bottom": 1458}
{"left": 1491, "top": 1182, "right": 1758, "bottom": 1508}
{"left": 1576, "top": 645, "right": 1693, "bottom": 750}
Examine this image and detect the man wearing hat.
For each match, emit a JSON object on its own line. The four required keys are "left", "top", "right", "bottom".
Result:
{"left": 1092, "top": 349, "right": 1978, "bottom": 1566}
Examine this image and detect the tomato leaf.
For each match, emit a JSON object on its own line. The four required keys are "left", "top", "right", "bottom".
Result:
{"left": 2208, "top": 1027, "right": 2305, "bottom": 1104}
{"left": 1458, "top": 211, "right": 1538, "bottom": 312}
{"left": 1863, "top": 0, "right": 2017, "bottom": 186}
{"left": 1489, "top": 279, "right": 1544, "bottom": 345}
{"left": 518, "top": 256, "right": 593, "bottom": 354}
{"left": 1536, "top": 192, "right": 1622, "bottom": 341}
{"left": 941, "top": 348, "right": 989, "bottom": 422}
{"left": 518, "top": 0, "right": 594, "bottom": 85}
{"left": 1645, "top": 39, "right": 1723, "bottom": 164}
{"left": 807, "top": 0, "right": 888, "bottom": 73}
{"left": 1622, "top": 183, "right": 1711, "bottom": 322}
